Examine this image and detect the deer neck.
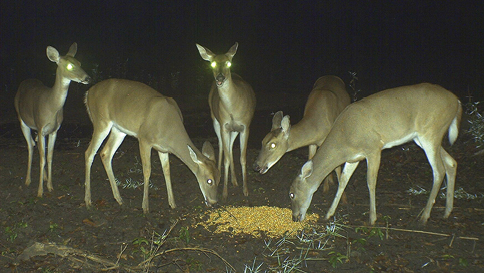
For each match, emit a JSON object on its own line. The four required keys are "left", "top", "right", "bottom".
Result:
{"left": 215, "top": 76, "right": 238, "bottom": 104}
{"left": 286, "top": 119, "right": 320, "bottom": 152}
{"left": 48, "top": 69, "right": 72, "bottom": 110}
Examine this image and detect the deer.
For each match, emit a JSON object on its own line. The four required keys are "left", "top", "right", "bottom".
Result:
{"left": 196, "top": 43, "right": 256, "bottom": 200}
{"left": 14, "top": 43, "right": 91, "bottom": 197}
{"left": 253, "top": 75, "right": 350, "bottom": 196}
{"left": 84, "top": 79, "right": 220, "bottom": 213}
{"left": 290, "top": 83, "right": 462, "bottom": 225}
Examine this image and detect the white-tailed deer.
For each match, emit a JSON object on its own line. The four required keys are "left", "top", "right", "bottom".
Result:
{"left": 14, "top": 43, "right": 91, "bottom": 197}
{"left": 196, "top": 43, "right": 256, "bottom": 199}
{"left": 253, "top": 76, "right": 350, "bottom": 193}
{"left": 290, "top": 83, "right": 462, "bottom": 225}
{"left": 84, "top": 79, "right": 220, "bottom": 213}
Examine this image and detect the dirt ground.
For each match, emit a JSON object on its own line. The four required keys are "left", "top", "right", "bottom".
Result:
{"left": 1, "top": 101, "right": 483, "bottom": 272}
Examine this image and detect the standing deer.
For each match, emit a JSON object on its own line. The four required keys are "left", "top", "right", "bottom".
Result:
{"left": 84, "top": 79, "right": 220, "bottom": 213}
{"left": 290, "top": 83, "right": 462, "bottom": 225}
{"left": 253, "top": 75, "right": 350, "bottom": 194}
{"left": 14, "top": 43, "right": 91, "bottom": 197}
{"left": 196, "top": 43, "right": 256, "bottom": 199}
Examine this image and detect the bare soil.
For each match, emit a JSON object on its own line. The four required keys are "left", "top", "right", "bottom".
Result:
{"left": 1, "top": 105, "right": 483, "bottom": 272}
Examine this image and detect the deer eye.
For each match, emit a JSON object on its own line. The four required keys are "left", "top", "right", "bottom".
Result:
{"left": 211, "top": 62, "right": 216, "bottom": 68}
{"left": 67, "top": 63, "right": 74, "bottom": 70}
{"left": 207, "top": 179, "right": 213, "bottom": 185}
{"left": 289, "top": 192, "right": 295, "bottom": 199}
{"left": 226, "top": 61, "right": 231, "bottom": 67}
{"left": 270, "top": 143, "right": 276, "bottom": 149}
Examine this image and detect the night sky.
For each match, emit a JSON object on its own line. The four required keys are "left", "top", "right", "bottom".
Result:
{"left": 1, "top": 1, "right": 484, "bottom": 119}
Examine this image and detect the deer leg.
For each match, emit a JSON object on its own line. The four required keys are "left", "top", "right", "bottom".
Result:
{"left": 366, "top": 153, "right": 382, "bottom": 225}
{"left": 440, "top": 147, "right": 457, "bottom": 219}
{"left": 158, "top": 152, "right": 175, "bottom": 208}
{"left": 84, "top": 122, "right": 112, "bottom": 208}
{"left": 19, "top": 121, "right": 34, "bottom": 186}
{"left": 138, "top": 141, "right": 152, "bottom": 213}
{"left": 100, "top": 127, "right": 126, "bottom": 206}
{"left": 228, "top": 131, "right": 238, "bottom": 187}
{"left": 239, "top": 128, "right": 250, "bottom": 196}
{"left": 213, "top": 118, "right": 223, "bottom": 170}
{"left": 420, "top": 141, "right": 446, "bottom": 225}
{"left": 221, "top": 128, "right": 232, "bottom": 200}
{"left": 325, "top": 162, "right": 359, "bottom": 220}
{"left": 36, "top": 132, "right": 46, "bottom": 197}
{"left": 46, "top": 131, "right": 57, "bottom": 192}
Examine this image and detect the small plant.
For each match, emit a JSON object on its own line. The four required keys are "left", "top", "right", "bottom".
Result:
{"left": 459, "top": 257, "right": 469, "bottom": 267}
{"left": 186, "top": 257, "right": 203, "bottom": 271}
{"left": 49, "top": 222, "right": 60, "bottom": 233}
{"left": 179, "top": 226, "right": 190, "bottom": 244}
{"left": 328, "top": 251, "right": 348, "bottom": 268}
{"left": 465, "top": 101, "right": 484, "bottom": 151}
{"left": 5, "top": 221, "right": 28, "bottom": 242}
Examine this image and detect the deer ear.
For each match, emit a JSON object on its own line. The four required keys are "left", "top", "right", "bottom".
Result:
{"left": 281, "top": 115, "right": 291, "bottom": 135}
{"left": 46, "top": 46, "right": 60, "bottom": 63}
{"left": 196, "top": 44, "right": 215, "bottom": 62}
{"left": 300, "top": 161, "right": 313, "bottom": 179}
{"left": 202, "top": 141, "right": 216, "bottom": 162}
{"left": 188, "top": 145, "right": 202, "bottom": 164}
{"left": 271, "top": 111, "right": 284, "bottom": 130}
{"left": 67, "top": 42, "right": 77, "bottom": 57}
{"left": 226, "top": 42, "right": 238, "bottom": 59}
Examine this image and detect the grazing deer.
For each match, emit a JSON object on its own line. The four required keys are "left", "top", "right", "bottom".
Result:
{"left": 84, "top": 79, "right": 220, "bottom": 213}
{"left": 14, "top": 43, "right": 91, "bottom": 197}
{"left": 196, "top": 43, "right": 256, "bottom": 199}
{"left": 290, "top": 83, "right": 462, "bottom": 225}
{"left": 253, "top": 75, "right": 350, "bottom": 195}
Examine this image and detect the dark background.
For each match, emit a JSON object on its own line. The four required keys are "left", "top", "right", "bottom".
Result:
{"left": 1, "top": 1, "right": 484, "bottom": 124}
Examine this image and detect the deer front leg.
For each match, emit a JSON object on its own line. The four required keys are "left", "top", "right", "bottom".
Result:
{"left": 366, "top": 153, "right": 381, "bottom": 225}
{"left": 158, "top": 152, "right": 176, "bottom": 208}
{"left": 46, "top": 131, "right": 57, "bottom": 192}
{"left": 239, "top": 128, "right": 250, "bottom": 196}
{"left": 325, "top": 162, "right": 359, "bottom": 220}
{"left": 138, "top": 141, "right": 153, "bottom": 213}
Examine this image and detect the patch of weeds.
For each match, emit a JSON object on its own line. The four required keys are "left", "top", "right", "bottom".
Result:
{"left": 5, "top": 221, "right": 28, "bottom": 242}
{"left": 458, "top": 257, "right": 468, "bottom": 267}
{"left": 186, "top": 257, "right": 203, "bottom": 271}
{"left": 352, "top": 237, "right": 367, "bottom": 251}
{"left": 328, "top": 251, "right": 348, "bottom": 268}
{"left": 179, "top": 226, "right": 190, "bottom": 244}
{"left": 252, "top": 187, "right": 266, "bottom": 194}
{"left": 355, "top": 226, "right": 384, "bottom": 241}
{"left": 465, "top": 101, "right": 484, "bottom": 150}
{"left": 49, "top": 222, "right": 60, "bottom": 233}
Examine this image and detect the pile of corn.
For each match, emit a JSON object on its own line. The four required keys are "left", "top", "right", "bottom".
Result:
{"left": 196, "top": 206, "right": 319, "bottom": 238}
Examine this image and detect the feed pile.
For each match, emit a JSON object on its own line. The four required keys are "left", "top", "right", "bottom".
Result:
{"left": 197, "top": 206, "right": 319, "bottom": 238}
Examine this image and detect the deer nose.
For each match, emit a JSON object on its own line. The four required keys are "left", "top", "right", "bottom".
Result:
{"left": 216, "top": 74, "right": 225, "bottom": 85}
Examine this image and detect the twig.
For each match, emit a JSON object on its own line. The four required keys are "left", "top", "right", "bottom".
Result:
{"left": 138, "top": 247, "right": 236, "bottom": 272}
{"left": 353, "top": 226, "right": 479, "bottom": 241}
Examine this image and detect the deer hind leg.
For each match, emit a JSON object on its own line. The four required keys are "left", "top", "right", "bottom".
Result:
{"left": 138, "top": 141, "right": 152, "bottom": 213}
{"left": 419, "top": 140, "right": 446, "bottom": 224}
{"left": 326, "top": 161, "right": 359, "bottom": 220}
{"left": 19, "top": 121, "right": 34, "bottom": 186}
{"left": 158, "top": 152, "right": 175, "bottom": 209}
{"left": 239, "top": 127, "right": 250, "bottom": 196}
{"left": 440, "top": 147, "right": 457, "bottom": 219}
{"left": 100, "top": 127, "right": 126, "bottom": 206}
{"left": 45, "top": 131, "right": 57, "bottom": 192}
{"left": 36, "top": 132, "right": 46, "bottom": 197}
{"left": 84, "top": 122, "right": 112, "bottom": 208}
{"left": 366, "top": 153, "right": 382, "bottom": 225}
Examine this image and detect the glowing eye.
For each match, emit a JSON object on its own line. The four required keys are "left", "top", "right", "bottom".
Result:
{"left": 207, "top": 179, "right": 213, "bottom": 185}
{"left": 226, "top": 61, "right": 231, "bottom": 67}
{"left": 270, "top": 143, "right": 276, "bottom": 149}
{"left": 211, "top": 62, "right": 216, "bottom": 68}
{"left": 67, "top": 63, "right": 73, "bottom": 70}
{"left": 289, "top": 193, "right": 295, "bottom": 199}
